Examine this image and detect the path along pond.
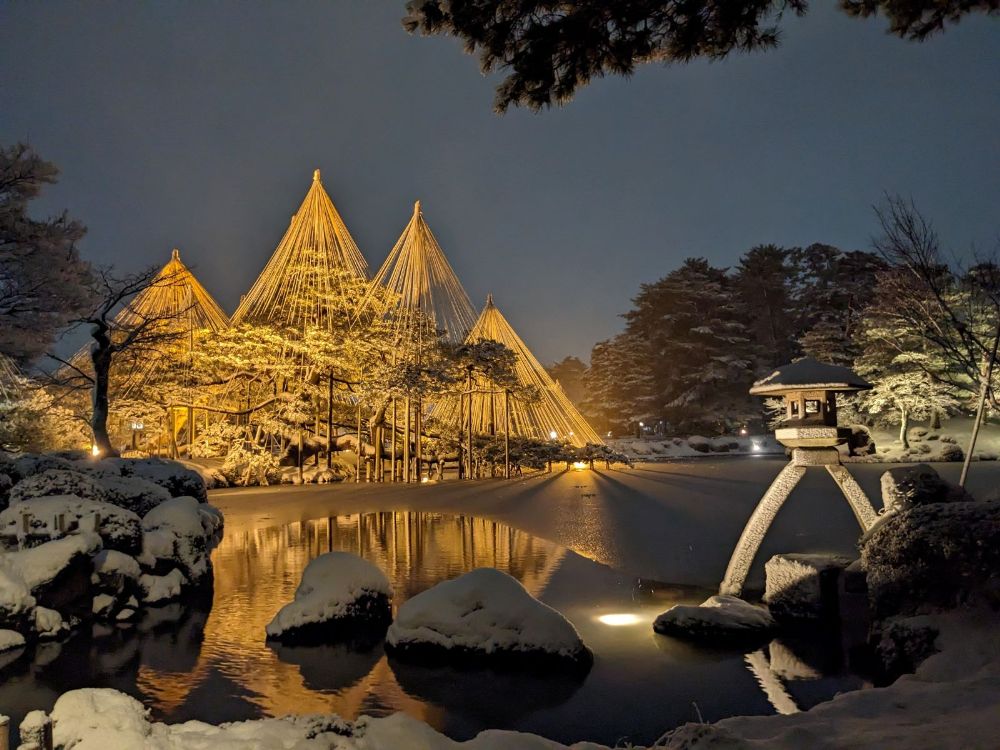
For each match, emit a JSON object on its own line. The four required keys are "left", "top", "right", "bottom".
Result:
{"left": 0, "top": 510, "right": 870, "bottom": 746}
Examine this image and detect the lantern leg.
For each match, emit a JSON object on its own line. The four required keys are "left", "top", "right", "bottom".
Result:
{"left": 826, "top": 464, "right": 879, "bottom": 532}
{"left": 720, "top": 463, "right": 806, "bottom": 597}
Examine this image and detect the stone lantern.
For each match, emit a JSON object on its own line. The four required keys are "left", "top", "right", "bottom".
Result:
{"left": 719, "top": 358, "right": 880, "bottom": 597}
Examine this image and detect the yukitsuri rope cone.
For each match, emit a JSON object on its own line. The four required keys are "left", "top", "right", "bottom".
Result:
{"left": 434, "top": 295, "right": 603, "bottom": 448}
{"left": 362, "top": 200, "right": 477, "bottom": 346}
{"left": 232, "top": 169, "right": 368, "bottom": 330}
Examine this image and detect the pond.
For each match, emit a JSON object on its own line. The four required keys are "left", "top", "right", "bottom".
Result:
{"left": 0, "top": 511, "right": 870, "bottom": 746}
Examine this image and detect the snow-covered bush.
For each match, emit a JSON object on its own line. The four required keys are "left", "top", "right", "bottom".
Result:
{"left": 386, "top": 568, "right": 590, "bottom": 668}
{"left": 266, "top": 551, "right": 392, "bottom": 642}
{"left": 8, "top": 468, "right": 107, "bottom": 506}
{"left": 94, "top": 474, "right": 173, "bottom": 516}
{"left": 0, "top": 495, "right": 142, "bottom": 554}
{"left": 124, "top": 458, "right": 208, "bottom": 503}
{"left": 653, "top": 595, "right": 775, "bottom": 642}
{"left": 862, "top": 500, "right": 1000, "bottom": 621}
{"left": 222, "top": 441, "right": 282, "bottom": 486}
{"left": 880, "top": 463, "right": 968, "bottom": 514}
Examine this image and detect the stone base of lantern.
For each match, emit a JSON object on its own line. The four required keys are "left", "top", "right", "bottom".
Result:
{"left": 719, "top": 447, "right": 879, "bottom": 597}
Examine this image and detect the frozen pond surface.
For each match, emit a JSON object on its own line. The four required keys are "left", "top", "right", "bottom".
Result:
{"left": 4, "top": 459, "right": 997, "bottom": 745}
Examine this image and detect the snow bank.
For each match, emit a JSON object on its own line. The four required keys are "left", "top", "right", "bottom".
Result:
{"left": 266, "top": 551, "right": 392, "bottom": 642}
{"left": 610, "top": 434, "right": 783, "bottom": 461}
{"left": 0, "top": 494, "right": 142, "bottom": 553}
{"left": 386, "top": 568, "right": 590, "bottom": 667}
{"left": 653, "top": 595, "right": 775, "bottom": 642}
{"left": 0, "top": 561, "right": 34, "bottom": 620}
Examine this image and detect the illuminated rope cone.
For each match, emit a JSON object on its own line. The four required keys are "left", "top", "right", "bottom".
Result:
{"left": 362, "top": 200, "right": 478, "bottom": 345}
{"left": 433, "top": 295, "right": 604, "bottom": 448}
{"left": 232, "top": 169, "right": 368, "bottom": 329}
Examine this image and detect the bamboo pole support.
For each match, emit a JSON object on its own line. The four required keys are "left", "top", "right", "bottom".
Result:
{"left": 391, "top": 398, "right": 397, "bottom": 482}
{"left": 504, "top": 389, "right": 511, "bottom": 479}
{"left": 355, "top": 403, "right": 362, "bottom": 483}
{"left": 326, "top": 371, "right": 334, "bottom": 470}
{"left": 403, "top": 397, "right": 411, "bottom": 483}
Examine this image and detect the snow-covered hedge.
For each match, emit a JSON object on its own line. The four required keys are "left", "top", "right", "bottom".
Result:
{"left": 266, "top": 551, "right": 392, "bottom": 642}
{"left": 386, "top": 568, "right": 591, "bottom": 669}
{"left": 0, "top": 495, "right": 142, "bottom": 553}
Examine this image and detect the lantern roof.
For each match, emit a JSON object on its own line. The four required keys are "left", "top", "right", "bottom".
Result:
{"left": 749, "top": 357, "right": 872, "bottom": 396}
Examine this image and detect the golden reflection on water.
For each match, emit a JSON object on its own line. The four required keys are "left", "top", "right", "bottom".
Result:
{"left": 135, "top": 511, "right": 566, "bottom": 725}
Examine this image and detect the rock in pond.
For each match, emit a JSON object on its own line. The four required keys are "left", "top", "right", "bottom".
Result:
{"left": 266, "top": 552, "right": 392, "bottom": 643}
{"left": 653, "top": 595, "right": 776, "bottom": 643}
{"left": 385, "top": 567, "right": 590, "bottom": 671}
{"left": 764, "top": 553, "right": 854, "bottom": 621}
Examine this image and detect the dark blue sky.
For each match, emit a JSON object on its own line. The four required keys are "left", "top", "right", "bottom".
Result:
{"left": 2, "top": 2, "right": 998, "bottom": 363}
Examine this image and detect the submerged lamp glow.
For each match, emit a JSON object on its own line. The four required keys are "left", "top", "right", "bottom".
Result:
{"left": 597, "top": 613, "right": 643, "bottom": 626}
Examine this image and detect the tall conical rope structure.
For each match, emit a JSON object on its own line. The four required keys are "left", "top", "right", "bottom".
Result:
{"left": 434, "top": 295, "right": 603, "bottom": 448}
{"left": 232, "top": 169, "right": 368, "bottom": 330}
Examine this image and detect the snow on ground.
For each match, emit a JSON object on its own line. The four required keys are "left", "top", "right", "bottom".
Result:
{"left": 266, "top": 551, "right": 392, "bottom": 639}
{"left": 610, "top": 434, "right": 784, "bottom": 460}
{"left": 653, "top": 595, "right": 775, "bottom": 641}
{"left": 386, "top": 568, "right": 589, "bottom": 663}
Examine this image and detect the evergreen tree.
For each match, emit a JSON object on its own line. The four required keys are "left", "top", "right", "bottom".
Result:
{"left": 733, "top": 245, "right": 798, "bottom": 369}
{"left": 624, "top": 258, "right": 756, "bottom": 433}
{"left": 0, "top": 143, "right": 92, "bottom": 366}
{"left": 546, "top": 356, "right": 587, "bottom": 406}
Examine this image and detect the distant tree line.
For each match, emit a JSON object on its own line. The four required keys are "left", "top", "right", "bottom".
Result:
{"left": 551, "top": 215, "right": 1000, "bottom": 442}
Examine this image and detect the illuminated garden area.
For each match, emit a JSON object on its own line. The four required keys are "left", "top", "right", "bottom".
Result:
{"left": 1, "top": 2, "right": 998, "bottom": 749}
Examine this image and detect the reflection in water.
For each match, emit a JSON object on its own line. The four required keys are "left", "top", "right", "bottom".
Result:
{"left": 0, "top": 511, "right": 870, "bottom": 747}
{"left": 137, "top": 512, "right": 567, "bottom": 726}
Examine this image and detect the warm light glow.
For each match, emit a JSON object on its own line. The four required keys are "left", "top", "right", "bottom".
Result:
{"left": 740, "top": 427, "right": 748, "bottom": 436}
{"left": 549, "top": 430, "right": 558, "bottom": 440}
{"left": 751, "top": 440, "right": 761, "bottom": 452}
{"left": 597, "top": 613, "right": 642, "bottom": 626}
{"left": 420, "top": 477, "right": 429, "bottom": 483}
{"left": 91, "top": 444, "right": 100, "bottom": 457}
{"left": 572, "top": 461, "right": 588, "bottom": 470}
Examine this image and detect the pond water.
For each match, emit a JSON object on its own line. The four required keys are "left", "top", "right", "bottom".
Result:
{"left": 0, "top": 511, "right": 870, "bottom": 746}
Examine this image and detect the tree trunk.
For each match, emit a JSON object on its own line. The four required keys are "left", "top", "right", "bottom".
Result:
{"left": 929, "top": 408, "right": 942, "bottom": 430}
{"left": 899, "top": 408, "right": 909, "bottom": 449}
{"left": 89, "top": 324, "right": 118, "bottom": 457}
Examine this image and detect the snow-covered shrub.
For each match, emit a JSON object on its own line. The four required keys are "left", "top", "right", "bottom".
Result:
{"left": 266, "top": 551, "right": 392, "bottom": 642}
{"left": 847, "top": 424, "right": 876, "bottom": 457}
{"left": 11, "top": 454, "right": 76, "bottom": 482}
{"left": 862, "top": 500, "right": 1000, "bottom": 620}
{"left": 874, "top": 614, "right": 940, "bottom": 680}
{"left": 880, "top": 464, "right": 969, "bottom": 514}
{"left": 0, "top": 495, "right": 142, "bottom": 554}
{"left": 222, "top": 441, "right": 281, "bottom": 486}
{"left": 138, "top": 496, "right": 220, "bottom": 583}
{"left": 937, "top": 442, "right": 964, "bottom": 461}
{"left": 124, "top": 458, "right": 208, "bottom": 503}
{"left": 687, "top": 436, "right": 712, "bottom": 453}
{"left": 907, "top": 426, "right": 929, "bottom": 443}
{"left": 653, "top": 595, "right": 775, "bottom": 642}
{"left": 386, "top": 568, "right": 590, "bottom": 668}
{"left": 8, "top": 469, "right": 107, "bottom": 506}
{"left": 96, "top": 475, "right": 173, "bottom": 516}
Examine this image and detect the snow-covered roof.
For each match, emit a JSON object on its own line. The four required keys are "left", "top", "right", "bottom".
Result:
{"left": 749, "top": 358, "right": 872, "bottom": 396}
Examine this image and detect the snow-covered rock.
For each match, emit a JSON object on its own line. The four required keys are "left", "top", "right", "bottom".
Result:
{"left": 0, "top": 561, "right": 35, "bottom": 623}
{"left": 386, "top": 568, "right": 590, "bottom": 668}
{"left": 34, "top": 605, "right": 68, "bottom": 639}
{"left": 763, "top": 553, "right": 853, "bottom": 620}
{"left": 92, "top": 593, "right": 116, "bottom": 617}
{"left": 139, "top": 568, "right": 188, "bottom": 604}
{"left": 139, "top": 496, "right": 220, "bottom": 582}
{"left": 0, "top": 628, "right": 25, "bottom": 652}
{"left": 0, "top": 494, "right": 142, "bottom": 554}
{"left": 4, "top": 532, "right": 101, "bottom": 591}
{"left": 266, "top": 552, "right": 392, "bottom": 642}
{"left": 653, "top": 595, "right": 776, "bottom": 642}
{"left": 91, "top": 549, "right": 142, "bottom": 596}
{"left": 880, "top": 463, "right": 968, "bottom": 514}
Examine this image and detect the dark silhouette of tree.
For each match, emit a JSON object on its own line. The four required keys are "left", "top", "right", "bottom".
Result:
{"left": 402, "top": 0, "right": 995, "bottom": 112}
{"left": 0, "top": 143, "right": 92, "bottom": 366}
{"left": 547, "top": 355, "right": 587, "bottom": 405}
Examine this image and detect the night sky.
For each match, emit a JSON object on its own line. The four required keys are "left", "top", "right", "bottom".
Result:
{"left": 2, "top": 2, "right": 998, "bottom": 363}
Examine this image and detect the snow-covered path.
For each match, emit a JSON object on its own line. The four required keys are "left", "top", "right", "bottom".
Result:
{"left": 211, "top": 459, "right": 1000, "bottom": 589}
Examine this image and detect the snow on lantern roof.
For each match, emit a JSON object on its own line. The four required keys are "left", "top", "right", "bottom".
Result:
{"left": 749, "top": 357, "right": 872, "bottom": 396}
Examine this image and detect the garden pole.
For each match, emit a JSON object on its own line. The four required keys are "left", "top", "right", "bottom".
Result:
{"left": 961, "top": 320, "right": 1000, "bottom": 487}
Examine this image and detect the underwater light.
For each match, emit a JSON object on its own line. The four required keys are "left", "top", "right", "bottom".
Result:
{"left": 597, "top": 613, "right": 642, "bottom": 626}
